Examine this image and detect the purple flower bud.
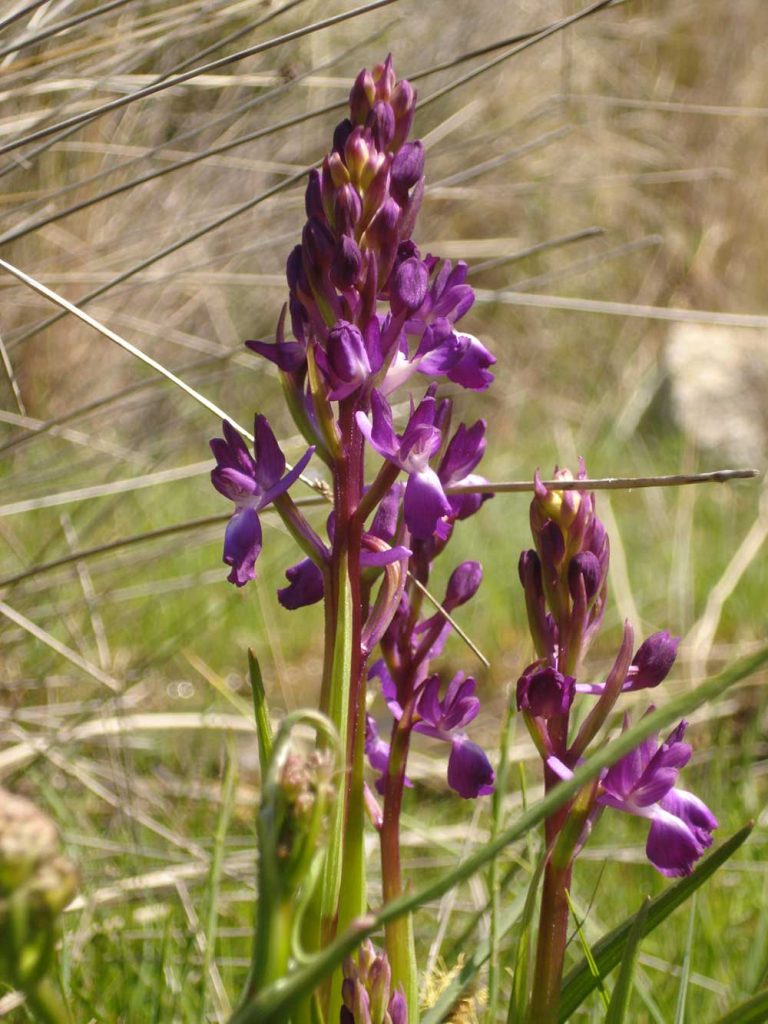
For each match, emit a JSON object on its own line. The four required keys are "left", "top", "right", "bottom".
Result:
{"left": 387, "top": 989, "right": 408, "bottom": 1024}
{"left": 331, "top": 236, "right": 363, "bottom": 290}
{"left": 334, "top": 183, "right": 363, "bottom": 236}
{"left": 391, "top": 79, "right": 416, "bottom": 150}
{"left": 369, "top": 99, "right": 395, "bottom": 149}
{"left": 278, "top": 558, "right": 324, "bottom": 610}
{"left": 626, "top": 631, "right": 680, "bottom": 691}
{"left": 333, "top": 118, "right": 354, "bottom": 155}
{"left": 516, "top": 666, "right": 575, "bottom": 719}
{"left": 447, "top": 736, "right": 495, "bottom": 799}
{"left": 390, "top": 257, "right": 429, "bottom": 315}
{"left": 539, "top": 520, "right": 566, "bottom": 570}
{"left": 568, "top": 551, "right": 602, "bottom": 602}
{"left": 324, "top": 321, "right": 371, "bottom": 397}
{"left": 519, "top": 549, "right": 543, "bottom": 598}
{"left": 391, "top": 142, "right": 425, "bottom": 203}
{"left": 304, "top": 168, "right": 325, "bottom": 220}
{"left": 373, "top": 54, "right": 395, "bottom": 101}
{"left": 363, "top": 198, "right": 401, "bottom": 282}
{"left": 444, "top": 560, "right": 483, "bottom": 609}
{"left": 350, "top": 69, "right": 375, "bottom": 123}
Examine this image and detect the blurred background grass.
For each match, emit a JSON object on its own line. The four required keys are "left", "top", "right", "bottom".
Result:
{"left": 0, "top": 0, "right": 766, "bottom": 1019}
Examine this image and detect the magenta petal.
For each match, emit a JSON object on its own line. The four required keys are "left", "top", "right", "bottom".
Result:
{"left": 211, "top": 466, "right": 258, "bottom": 503}
{"left": 278, "top": 557, "right": 324, "bottom": 609}
{"left": 660, "top": 788, "right": 718, "bottom": 836}
{"left": 446, "top": 333, "right": 495, "bottom": 391}
{"left": 403, "top": 468, "right": 450, "bottom": 539}
{"left": 252, "top": 415, "right": 285, "bottom": 490}
{"left": 223, "top": 507, "right": 262, "bottom": 587}
{"left": 447, "top": 735, "right": 495, "bottom": 798}
{"left": 646, "top": 807, "right": 707, "bottom": 877}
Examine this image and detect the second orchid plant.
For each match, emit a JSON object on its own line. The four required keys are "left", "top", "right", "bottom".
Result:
{"left": 209, "top": 57, "right": 721, "bottom": 1024}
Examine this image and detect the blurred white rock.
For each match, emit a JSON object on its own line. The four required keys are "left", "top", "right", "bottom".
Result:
{"left": 665, "top": 323, "right": 768, "bottom": 463}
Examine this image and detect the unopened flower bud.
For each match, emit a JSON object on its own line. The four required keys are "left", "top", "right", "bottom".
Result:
{"left": 350, "top": 69, "right": 376, "bottom": 123}
{"left": 335, "top": 183, "right": 363, "bottom": 236}
{"left": 372, "top": 55, "right": 395, "bottom": 101}
{"left": 516, "top": 666, "right": 575, "bottom": 719}
{"left": 369, "top": 100, "right": 395, "bottom": 150}
{"left": 345, "top": 128, "right": 372, "bottom": 182}
{"left": 331, "top": 236, "right": 364, "bottom": 290}
{"left": 627, "top": 630, "right": 680, "bottom": 690}
{"left": 443, "top": 561, "right": 483, "bottom": 610}
{"left": 341, "top": 942, "right": 408, "bottom": 1024}
{"left": 568, "top": 551, "right": 602, "bottom": 602}
{"left": 390, "top": 256, "right": 428, "bottom": 315}
{"left": 390, "top": 142, "right": 424, "bottom": 204}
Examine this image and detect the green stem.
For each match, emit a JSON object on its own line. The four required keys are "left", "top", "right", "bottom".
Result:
{"left": 232, "top": 899, "right": 294, "bottom": 1023}
{"left": 380, "top": 710, "right": 419, "bottom": 1019}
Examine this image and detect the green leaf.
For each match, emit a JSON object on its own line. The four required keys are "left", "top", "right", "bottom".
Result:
{"left": 248, "top": 649, "right": 272, "bottom": 780}
{"left": 604, "top": 897, "right": 650, "bottom": 1023}
{"left": 710, "top": 988, "right": 768, "bottom": 1024}
{"left": 558, "top": 824, "right": 753, "bottom": 1021}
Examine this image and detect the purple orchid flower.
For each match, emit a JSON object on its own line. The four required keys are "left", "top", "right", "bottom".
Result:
{"left": 414, "top": 673, "right": 495, "bottom": 798}
{"left": 356, "top": 389, "right": 450, "bottom": 539}
{"left": 598, "top": 715, "right": 717, "bottom": 877}
{"left": 210, "top": 417, "right": 313, "bottom": 587}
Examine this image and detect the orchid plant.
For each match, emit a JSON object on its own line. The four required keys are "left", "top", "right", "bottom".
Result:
{"left": 206, "top": 55, "right": 748, "bottom": 1024}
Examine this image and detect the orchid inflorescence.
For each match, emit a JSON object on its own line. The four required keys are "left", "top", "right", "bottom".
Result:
{"left": 209, "top": 55, "right": 718, "bottom": 1024}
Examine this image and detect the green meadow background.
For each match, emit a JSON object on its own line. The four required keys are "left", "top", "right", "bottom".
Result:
{"left": 0, "top": 0, "right": 766, "bottom": 1019}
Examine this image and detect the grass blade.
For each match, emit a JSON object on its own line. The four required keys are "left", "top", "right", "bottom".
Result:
{"left": 507, "top": 852, "right": 547, "bottom": 1023}
{"left": 248, "top": 649, "right": 272, "bottom": 779}
{"left": 710, "top": 989, "right": 768, "bottom": 1024}
{"left": 604, "top": 897, "right": 651, "bottom": 1023}
{"left": 564, "top": 889, "right": 610, "bottom": 1013}
{"left": 673, "top": 894, "right": 697, "bottom": 1024}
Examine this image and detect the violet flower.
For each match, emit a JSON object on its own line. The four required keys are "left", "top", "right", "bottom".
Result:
{"left": 414, "top": 673, "right": 495, "bottom": 798}
{"left": 210, "top": 417, "right": 313, "bottom": 586}
{"left": 356, "top": 389, "right": 450, "bottom": 539}
{"left": 598, "top": 715, "right": 717, "bottom": 877}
